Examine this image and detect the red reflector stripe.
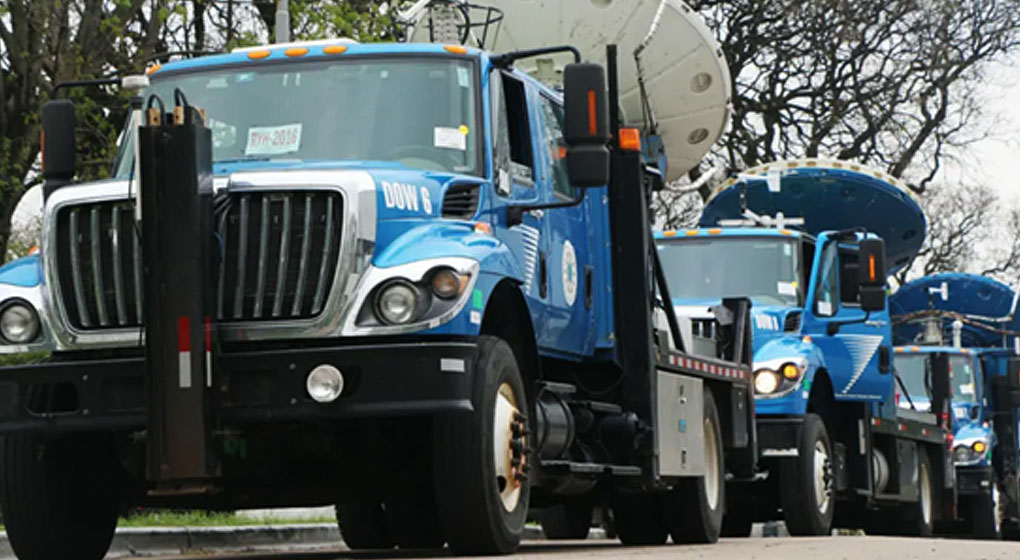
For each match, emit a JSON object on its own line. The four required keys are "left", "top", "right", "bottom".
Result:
{"left": 178, "top": 316, "right": 191, "bottom": 352}
{"left": 587, "top": 90, "right": 597, "bottom": 136}
{"left": 204, "top": 316, "right": 211, "bottom": 348}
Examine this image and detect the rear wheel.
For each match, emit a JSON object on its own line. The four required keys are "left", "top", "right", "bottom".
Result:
{"left": 0, "top": 434, "right": 122, "bottom": 560}
{"left": 335, "top": 501, "right": 393, "bottom": 550}
{"left": 903, "top": 450, "right": 935, "bottom": 537}
{"left": 662, "top": 387, "right": 725, "bottom": 543}
{"left": 780, "top": 414, "right": 834, "bottom": 536}
{"left": 433, "top": 336, "right": 531, "bottom": 555}
{"left": 613, "top": 492, "right": 668, "bottom": 545}
{"left": 540, "top": 502, "right": 593, "bottom": 540}
{"left": 720, "top": 508, "right": 754, "bottom": 538}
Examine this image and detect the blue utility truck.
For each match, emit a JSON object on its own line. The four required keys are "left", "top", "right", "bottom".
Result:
{"left": 891, "top": 272, "right": 1020, "bottom": 539}
{"left": 0, "top": 3, "right": 757, "bottom": 559}
{"left": 655, "top": 159, "right": 956, "bottom": 536}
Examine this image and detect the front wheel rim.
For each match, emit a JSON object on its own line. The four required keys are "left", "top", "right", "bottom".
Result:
{"left": 813, "top": 440, "right": 833, "bottom": 514}
{"left": 704, "top": 415, "right": 721, "bottom": 511}
{"left": 920, "top": 462, "right": 932, "bottom": 526}
{"left": 493, "top": 382, "right": 527, "bottom": 512}
{"left": 993, "top": 484, "right": 1002, "bottom": 534}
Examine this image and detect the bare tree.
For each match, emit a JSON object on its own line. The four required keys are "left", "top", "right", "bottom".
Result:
{"left": 671, "top": 0, "right": 1020, "bottom": 204}
{"left": 894, "top": 183, "right": 1020, "bottom": 284}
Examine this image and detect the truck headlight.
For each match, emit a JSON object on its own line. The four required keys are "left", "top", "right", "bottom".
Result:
{"left": 374, "top": 281, "right": 421, "bottom": 325}
{"left": 752, "top": 358, "right": 807, "bottom": 397}
{"left": 754, "top": 369, "right": 781, "bottom": 394}
{"left": 954, "top": 445, "right": 977, "bottom": 464}
{"left": 0, "top": 301, "right": 39, "bottom": 344}
{"left": 430, "top": 267, "right": 465, "bottom": 299}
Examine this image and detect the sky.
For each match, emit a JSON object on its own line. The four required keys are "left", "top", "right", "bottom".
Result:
{"left": 937, "top": 56, "right": 1020, "bottom": 204}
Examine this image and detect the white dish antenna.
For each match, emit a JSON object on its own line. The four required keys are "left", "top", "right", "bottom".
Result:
{"left": 400, "top": 0, "right": 732, "bottom": 181}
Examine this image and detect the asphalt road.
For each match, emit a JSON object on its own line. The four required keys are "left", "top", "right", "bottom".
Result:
{"left": 137, "top": 536, "right": 1020, "bottom": 560}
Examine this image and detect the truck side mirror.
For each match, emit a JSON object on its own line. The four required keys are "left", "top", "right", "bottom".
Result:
{"left": 563, "top": 63, "right": 609, "bottom": 188}
{"left": 858, "top": 238, "right": 887, "bottom": 312}
{"left": 41, "top": 99, "right": 77, "bottom": 199}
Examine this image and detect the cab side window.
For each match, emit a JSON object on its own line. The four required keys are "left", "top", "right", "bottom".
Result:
{"left": 815, "top": 242, "right": 839, "bottom": 317}
{"left": 839, "top": 250, "right": 860, "bottom": 306}
{"left": 490, "top": 71, "right": 513, "bottom": 195}
{"left": 538, "top": 95, "right": 572, "bottom": 197}
{"left": 500, "top": 73, "right": 534, "bottom": 183}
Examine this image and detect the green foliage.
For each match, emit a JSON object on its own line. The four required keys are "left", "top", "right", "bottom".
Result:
{"left": 118, "top": 509, "right": 334, "bottom": 527}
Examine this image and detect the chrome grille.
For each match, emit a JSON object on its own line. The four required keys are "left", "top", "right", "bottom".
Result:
{"left": 54, "top": 190, "right": 343, "bottom": 330}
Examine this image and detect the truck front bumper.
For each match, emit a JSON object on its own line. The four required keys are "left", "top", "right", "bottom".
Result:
{"left": 0, "top": 339, "right": 477, "bottom": 435}
{"left": 956, "top": 466, "right": 995, "bottom": 496}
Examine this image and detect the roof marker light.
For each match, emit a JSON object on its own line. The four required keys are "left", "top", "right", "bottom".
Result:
{"left": 323, "top": 45, "right": 348, "bottom": 55}
{"left": 146, "top": 64, "right": 162, "bottom": 75}
{"left": 663, "top": 230, "right": 677, "bottom": 237}
{"left": 445, "top": 45, "right": 468, "bottom": 55}
{"left": 248, "top": 50, "right": 271, "bottom": 60}
{"left": 708, "top": 228, "right": 722, "bottom": 235}
{"left": 285, "top": 47, "right": 309, "bottom": 57}
{"left": 685, "top": 230, "right": 699, "bottom": 236}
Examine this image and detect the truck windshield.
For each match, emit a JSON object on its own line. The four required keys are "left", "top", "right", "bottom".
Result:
{"left": 895, "top": 353, "right": 978, "bottom": 405}
{"left": 895, "top": 354, "right": 930, "bottom": 403}
{"left": 950, "top": 355, "right": 978, "bottom": 404}
{"left": 656, "top": 237, "right": 800, "bottom": 306}
{"left": 114, "top": 56, "right": 480, "bottom": 176}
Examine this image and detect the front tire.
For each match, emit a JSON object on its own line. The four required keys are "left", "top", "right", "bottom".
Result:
{"left": 662, "top": 387, "right": 725, "bottom": 543}
{"left": 971, "top": 486, "right": 1002, "bottom": 539}
{"left": 433, "top": 336, "right": 531, "bottom": 555}
{"left": 384, "top": 494, "right": 446, "bottom": 549}
{"left": 780, "top": 414, "right": 835, "bottom": 536}
{"left": 335, "top": 501, "right": 393, "bottom": 550}
{"left": 0, "top": 434, "right": 122, "bottom": 560}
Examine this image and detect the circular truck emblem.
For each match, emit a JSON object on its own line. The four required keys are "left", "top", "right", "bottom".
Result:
{"left": 562, "top": 240, "right": 578, "bottom": 306}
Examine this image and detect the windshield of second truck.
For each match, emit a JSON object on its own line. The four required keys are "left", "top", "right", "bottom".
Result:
{"left": 896, "top": 353, "right": 978, "bottom": 405}
{"left": 114, "top": 56, "right": 480, "bottom": 176}
{"left": 950, "top": 355, "right": 978, "bottom": 404}
{"left": 656, "top": 237, "right": 800, "bottom": 306}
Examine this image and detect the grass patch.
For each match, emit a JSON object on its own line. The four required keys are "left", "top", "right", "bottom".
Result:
{"left": 119, "top": 510, "right": 335, "bottom": 528}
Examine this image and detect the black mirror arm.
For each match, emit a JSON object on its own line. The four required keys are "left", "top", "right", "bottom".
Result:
{"left": 826, "top": 310, "right": 871, "bottom": 336}
{"left": 506, "top": 192, "right": 586, "bottom": 227}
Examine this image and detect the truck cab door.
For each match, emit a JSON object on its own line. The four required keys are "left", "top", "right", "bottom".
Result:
{"left": 490, "top": 71, "right": 550, "bottom": 327}
{"left": 533, "top": 92, "right": 595, "bottom": 356}
{"left": 805, "top": 239, "right": 892, "bottom": 403}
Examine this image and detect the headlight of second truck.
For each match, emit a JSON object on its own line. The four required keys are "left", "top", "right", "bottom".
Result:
{"left": 753, "top": 357, "right": 808, "bottom": 398}
{"left": 953, "top": 439, "right": 990, "bottom": 465}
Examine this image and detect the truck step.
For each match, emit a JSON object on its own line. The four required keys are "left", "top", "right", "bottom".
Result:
{"left": 538, "top": 381, "right": 577, "bottom": 395}
{"left": 566, "top": 400, "right": 623, "bottom": 414}
{"left": 540, "top": 460, "right": 642, "bottom": 478}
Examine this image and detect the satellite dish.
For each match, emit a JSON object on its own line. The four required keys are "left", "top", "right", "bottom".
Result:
{"left": 890, "top": 273, "right": 1019, "bottom": 348}
{"left": 700, "top": 159, "right": 927, "bottom": 274}
{"left": 401, "top": 0, "right": 732, "bottom": 181}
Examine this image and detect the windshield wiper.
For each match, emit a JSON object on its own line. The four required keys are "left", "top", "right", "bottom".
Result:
{"left": 215, "top": 156, "right": 274, "bottom": 164}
